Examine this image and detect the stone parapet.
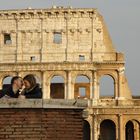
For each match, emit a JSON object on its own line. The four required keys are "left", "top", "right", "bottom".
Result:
{"left": 0, "top": 98, "right": 140, "bottom": 109}
{"left": 0, "top": 99, "right": 88, "bottom": 109}
{"left": 89, "top": 99, "right": 140, "bottom": 107}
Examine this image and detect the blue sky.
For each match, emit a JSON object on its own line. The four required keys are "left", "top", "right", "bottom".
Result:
{"left": 0, "top": 0, "right": 140, "bottom": 95}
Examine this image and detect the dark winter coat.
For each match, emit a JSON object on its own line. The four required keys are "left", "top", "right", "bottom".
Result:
{"left": 0, "top": 86, "right": 20, "bottom": 98}
{"left": 23, "top": 85, "right": 42, "bottom": 99}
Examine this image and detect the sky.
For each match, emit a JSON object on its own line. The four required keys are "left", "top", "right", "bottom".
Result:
{"left": 0, "top": 0, "right": 140, "bottom": 96}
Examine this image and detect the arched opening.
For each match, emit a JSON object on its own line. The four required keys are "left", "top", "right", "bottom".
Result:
{"left": 74, "top": 75, "right": 90, "bottom": 99}
{"left": 50, "top": 75, "right": 64, "bottom": 99}
{"left": 100, "top": 119, "right": 116, "bottom": 140}
{"left": 125, "top": 121, "right": 134, "bottom": 140}
{"left": 99, "top": 75, "right": 115, "bottom": 98}
{"left": 2, "top": 76, "right": 13, "bottom": 89}
{"left": 125, "top": 120, "right": 140, "bottom": 140}
{"left": 83, "top": 120, "right": 90, "bottom": 140}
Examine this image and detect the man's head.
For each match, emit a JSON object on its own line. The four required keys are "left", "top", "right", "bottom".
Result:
{"left": 11, "top": 76, "right": 23, "bottom": 89}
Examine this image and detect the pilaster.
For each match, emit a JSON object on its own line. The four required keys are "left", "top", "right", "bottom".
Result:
{"left": 93, "top": 70, "right": 98, "bottom": 99}
{"left": 67, "top": 71, "right": 72, "bottom": 99}
{"left": 42, "top": 71, "right": 49, "bottom": 99}
{"left": 118, "top": 68, "right": 125, "bottom": 99}
{"left": 118, "top": 114, "right": 124, "bottom": 140}
{"left": 93, "top": 114, "right": 98, "bottom": 140}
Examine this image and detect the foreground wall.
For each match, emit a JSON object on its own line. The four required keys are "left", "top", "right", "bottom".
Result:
{"left": 0, "top": 99, "right": 140, "bottom": 140}
{"left": 0, "top": 108, "right": 83, "bottom": 140}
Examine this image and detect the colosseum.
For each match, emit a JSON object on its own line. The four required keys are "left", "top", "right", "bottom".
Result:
{"left": 0, "top": 6, "right": 139, "bottom": 140}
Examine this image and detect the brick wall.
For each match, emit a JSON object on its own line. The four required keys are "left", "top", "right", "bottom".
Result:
{"left": 0, "top": 109, "right": 83, "bottom": 140}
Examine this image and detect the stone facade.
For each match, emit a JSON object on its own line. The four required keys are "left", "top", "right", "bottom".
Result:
{"left": 0, "top": 7, "right": 139, "bottom": 140}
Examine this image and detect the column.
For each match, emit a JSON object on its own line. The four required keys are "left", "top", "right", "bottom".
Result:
{"left": 114, "top": 81, "right": 118, "bottom": 99}
{"left": 16, "top": 19, "right": 23, "bottom": 62}
{"left": 0, "top": 78, "right": 3, "bottom": 89}
{"left": 91, "top": 16, "right": 93, "bottom": 61}
{"left": 67, "top": 71, "right": 72, "bottom": 99}
{"left": 40, "top": 18, "right": 43, "bottom": 62}
{"left": 136, "top": 123, "right": 140, "bottom": 140}
{"left": 65, "top": 16, "right": 68, "bottom": 61}
{"left": 90, "top": 72, "right": 93, "bottom": 99}
{"left": 93, "top": 114, "right": 98, "bottom": 140}
{"left": 118, "top": 68, "right": 125, "bottom": 99}
{"left": 42, "top": 71, "right": 50, "bottom": 99}
{"left": 64, "top": 82, "right": 67, "bottom": 99}
{"left": 93, "top": 70, "right": 98, "bottom": 99}
{"left": 90, "top": 123, "right": 93, "bottom": 140}
{"left": 134, "top": 121, "right": 140, "bottom": 140}
{"left": 118, "top": 114, "right": 124, "bottom": 140}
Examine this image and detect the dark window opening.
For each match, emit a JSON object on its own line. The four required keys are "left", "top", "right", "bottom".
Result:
{"left": 30, "top": 56, "right": 36, "bottom": 62}
{"left": 79, "top": 55, "right": 85, "bottom": 61}
{"left": 100, "top": 120, "right": 116, "bottom": 140}
{"left": 4, "top": 34, "right": 12, "bottom": 45}
{"left": 50, "top": 76, "right": 64, "bottom": 99}
{"left": 126, "top": 121, "right": 134, "bottom": 140}
{"left": 83, "top": 120, "right": 90, "bottom": 140}
{"left": 53, "top": 32, "right": 62, "bottom": 44}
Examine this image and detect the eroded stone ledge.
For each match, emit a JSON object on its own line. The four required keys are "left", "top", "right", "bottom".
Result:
{"left": 0, "top": 99, "right": 140, "bottom": 108}
{"left": 0, "top": 99, "right": 88, "bottom": 108}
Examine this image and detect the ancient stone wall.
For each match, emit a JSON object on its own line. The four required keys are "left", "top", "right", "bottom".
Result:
{"left": 0, "top": 7, "right": 131, "bottom": 100}
{"left": 0, "top": 7, "right": 139, "bottom": 140}
{"left": 0, "top": 8, "right": 117, "bottom": 63}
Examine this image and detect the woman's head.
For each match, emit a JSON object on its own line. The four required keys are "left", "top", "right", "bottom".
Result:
{"left": 23, "top": 74, "right": 36, "bottom": 90}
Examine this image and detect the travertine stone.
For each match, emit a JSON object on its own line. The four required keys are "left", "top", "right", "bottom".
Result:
{"left": 0, "top": 7, "right": 139, "bottom": 140}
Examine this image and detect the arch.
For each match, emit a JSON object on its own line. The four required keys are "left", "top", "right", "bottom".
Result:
{"left": 0, "top": 72, "right": 17, "bottom": 89}
{"left": 83, "top": 120, "right": 90, "bottom": 140}
{"left": 98, "top": 71, "right": 117, "bottom": 82}
{"left": 125, "top": 120, "right": 140, "bottom": 140}
{"left": 75, "top": 75, "right": 90, "bottom": 83}
{"left": 72, "top": 71, "right": 92, "bottom": 84}
{"left": 74, "top": 75, "right": 90, "bottom": 99}
{"left": 51, "top": 75, "right": 64, "bottom": 83}
{"left": 125, "top": 121, "right": 134, "bottom": 140}
{"left": 2, "top": 76, "right": 13, "bottom": 89}
{"left": 100, "top": 119, "right": 116, "bottom": 140}
{"left": 99, "top": 75, "right": 115, "bottom": 98}
{"left": 48, "top": 71, "right": 66, "bottom": 83}
{"left": 50, "top": 75, "right": 65, "bottom": 99}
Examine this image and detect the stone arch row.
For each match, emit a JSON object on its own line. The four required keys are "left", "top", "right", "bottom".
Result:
{"left": 84, "top": 118, "right": 140, "bottom": 140}
{"left": 1, "top": 72, "right": 41, "bottom": 89}
{"left": 0, "top": 70, "right": 119, "bottom": 99}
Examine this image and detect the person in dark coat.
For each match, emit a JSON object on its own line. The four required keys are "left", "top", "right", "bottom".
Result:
{"left": 0, "top": 76, "right": 23, "bottom": 98}
{"left": 21, "top": 74, "right": 42, "bottom": 99}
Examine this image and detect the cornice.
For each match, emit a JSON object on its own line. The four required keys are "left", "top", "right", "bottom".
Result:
{"left": 0, "top": 8, "right": 97, "bottom": 20}
{"left": 0, "top": 62, "right": 124, "bottom": 72}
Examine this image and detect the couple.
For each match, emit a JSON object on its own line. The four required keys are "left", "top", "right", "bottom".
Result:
{"left": 0, "top": 74, "right": 42, "bottom": 99}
